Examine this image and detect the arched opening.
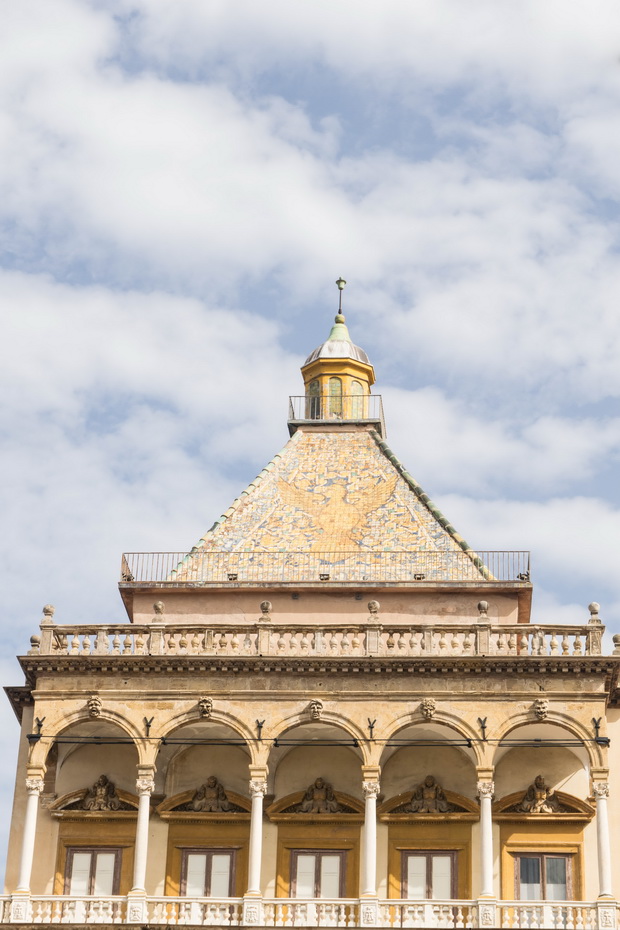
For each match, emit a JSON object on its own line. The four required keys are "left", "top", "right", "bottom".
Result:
{"left": 349, "top": 380, "right": 364, "bottom": 419}
{"left": 328, "top": 377, "right": 343, "bottom": 417}
{"left": 307, "top": 379, "right": 321, "bottom": 419}
{"left": 156, "top": 720, "right": 253, "bottom": 898}
{"left": 379, "top": 723, "right": 479, "bottom": 901}
{"left": 266, "top": 722, "right": 365, "bottom": 899}
{"left": 45, "top": 720, "right": 140, "bottom": 898}
{"left": 494, "top": 722, "right": 594, "bottom": 902}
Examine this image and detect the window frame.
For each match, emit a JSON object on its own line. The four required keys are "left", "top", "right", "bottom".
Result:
{"left": 64, "top": 847, "right": 122, "bottom": 896}
{"left": 290, "top": 849, "right": 347, "bottom": 899}
{"left": 179, "top": 847, "right": 237, "bottom": 897}
{"left": 401, "top": 850, "right": 458, "bottom": 900}
{"left": 513, "top": 852, "right": 573, "bottom": 901}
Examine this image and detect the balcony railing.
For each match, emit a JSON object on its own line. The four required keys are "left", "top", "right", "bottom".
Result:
{"left": 120, "top": 549, "right": 531, "bottom": 585}
{"left": 28, "top": 621, "right": 604, "bottom": 658}
{"left": 288, "top": 393, "right": 386, "bottom": 436}
{"left": 1, "top": 895, "right": 614, "bottom": 928}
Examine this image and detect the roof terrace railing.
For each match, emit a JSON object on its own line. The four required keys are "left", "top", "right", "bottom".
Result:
{"left": 288, "top": 394, "right": 386, "bottom": 436}
{"left": 120, "top": 549, "right": 531, "bottom": 585}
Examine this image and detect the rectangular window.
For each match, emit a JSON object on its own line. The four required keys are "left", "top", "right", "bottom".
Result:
{"left": 291, "top": 850, "right": 346, "bottom": 899}
{"left": 402, "top": 851, "right": 456, "bottom": 900}
{"left": 515, "top": 855, "right": 570, "bottom": 900}
{"left": 65, "top": 848, "right": 121, "bottom": 895}
{"left": 181, "top": 849, "right": 235, "bottom": 897}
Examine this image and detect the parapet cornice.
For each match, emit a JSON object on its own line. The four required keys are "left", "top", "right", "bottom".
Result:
{"left": 17, "top": 652, "right": 620, "bottom": 682}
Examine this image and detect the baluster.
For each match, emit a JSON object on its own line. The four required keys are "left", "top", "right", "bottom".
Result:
{"left": 497, "top": 631, "right": 507, "bottom": 653}
{"left": 351, "top": 630, "right": 361, "bottom": 651}
{"left": 549, "top": 633, "right": 559, "bottom": 655}
{"left": 179, "top": 631, "right": 188, "bottom": 652}
{"left": 218, "top": 632, "right": 227, "bottom": 652}
{"left": 508, "top": 632, "right": 517, "bottom": 655}
{"left": 451, "top": 631, "right": 460, "bottom": 654}
{"left": 112, "top": 634, "right": 121, "bottom": 655}
{"left": 408, "top": 630, "right": 418, "bottom": 654}
{"left": 455, "top": 905, "right": 465, "bottom": 929}
{"left": 438, "top": 630, "right": 447, "bottom": 652}
{"left": 230, "top": 631, "right": 240, "bottom": 652}
{"left": 289, "top": 631, "right": 299, "bottom": 653}
{"left": 191, "top": 631, "right": 201, "bottom": 654}
{"left": 81, "top": 634, "right": 91, "bottom": 655}
{"left": 277, "top": 630, "right": 287, "bottom": 652}
{"left": 243, "top": 631, "right": 253, "bottom": 653}
{"left": 386, "top": 631, "right": 395, "bottom": 650}
{"left": 300, "top": 631, "right": 310, "bottom": 652}
{"left": 519, "top": 632, "right": 529, "bottom": 655}
{"left": 573, "top": 634, "right": 583, "bottom": 655}
{"left": 340, "top": 632, "right": 351, "bottom": 654}
{"left": 329, "top": 631, "right": 339, "bottom": 654}
{"left": 565, "top": 906, "right": 575, "bottom": 930}
{"left": 561, "top": 633, "right": 570, "bottom": 655}
{"left": 500, "top": 907, "right": 512, "bottom": 928}
{"left": 462, "top": 631, "right": 473, "bottom": 654}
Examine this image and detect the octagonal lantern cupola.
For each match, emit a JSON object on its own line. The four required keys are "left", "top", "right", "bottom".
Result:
{"left": 300, "top": 280, "right": 375, "bottom": 421}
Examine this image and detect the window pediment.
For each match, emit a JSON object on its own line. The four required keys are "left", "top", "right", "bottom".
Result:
{"left": 379, "top": 777, "right": 478, "bottom": 822}
{"left": 51, "top": 775, "right": 138, "bottom": 820}
{"left": 157, "top": 778, "right": 250, "bottom": 822}
{"left": 494, "top": 777, "right": 594, "bottom": 822}
{"left": 268, "top": 779, "right": 364, "bottom": 822}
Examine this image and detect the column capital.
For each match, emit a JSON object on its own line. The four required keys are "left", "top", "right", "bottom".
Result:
{"left": 593, "top": 782, "right": 610, "bottom": 800}
{"left": 477, "top": 780, "right": 495, "bottom": 800}
{"left": 25, "top": 776, "right": 44, "bottom": 795}
{"left": 249, "top": 779, "right": 268, "bottom": 797}
{"left": 135, "top": 774, "right": 155, "bottom": 795}
{"left": 363, "top": 781, "right": 381, "bottom": 799}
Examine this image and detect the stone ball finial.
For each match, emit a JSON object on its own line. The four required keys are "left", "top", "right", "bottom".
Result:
{"left": 588, "top": 602, "right": 601, "bottom": 623}
{"left": 613, "top": 634, "right": 620, "bottom": 656}
{"left": 42, "top": 604, "right": 55, "bottom": 620}
{"left": 367, "top": 600, "right": 380, "bottom": 615}
{"left": 477, "top": 601, "right": 489, "bottom": 621}
{"left": 260, "top": 600, "right": 272, "bottom": 617}
{"left": 153, "top": 601, "right": 165, "bottom": 616}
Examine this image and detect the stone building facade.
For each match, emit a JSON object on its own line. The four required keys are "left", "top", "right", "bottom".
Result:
{"left": 3, "top": 301, "right": 620, "bottom": 929}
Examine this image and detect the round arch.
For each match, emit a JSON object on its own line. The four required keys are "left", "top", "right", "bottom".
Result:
{"left": 28, "top": 709, "right": 145, "bottom": 769}
{"left": 493, "top": 715, "right": 604, "bottom": 770}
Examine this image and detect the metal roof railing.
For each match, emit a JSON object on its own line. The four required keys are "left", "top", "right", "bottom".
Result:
{"left": 120, "top": 549, "right": 531, "bottom": 586}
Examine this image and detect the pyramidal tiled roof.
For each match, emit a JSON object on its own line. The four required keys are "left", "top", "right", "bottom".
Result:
{"left": 194, "top": 428, "right": 471, "bottom": 555}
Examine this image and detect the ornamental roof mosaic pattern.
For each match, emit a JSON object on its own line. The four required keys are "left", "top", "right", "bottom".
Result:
{"left": 171, "top": 429, "right": 488, "bottom": 583}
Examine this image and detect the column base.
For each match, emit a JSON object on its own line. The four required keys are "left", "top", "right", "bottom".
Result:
{"left": 359, "top": 898, "right": 379, "bottom": 926}
{"left": 243, "top": 894, "right": 263, "bottom": 925}
{"left": 9, "top": 894, "right": 31, "bottom": 923}
{"left": 477, "top": 898, "right": 497, "bottom": 927}
{"left": 126, "top": 890, "right": 147, "bottom": 924}
{"left": 596, "top": 901, "right": 617, "bottom": 929}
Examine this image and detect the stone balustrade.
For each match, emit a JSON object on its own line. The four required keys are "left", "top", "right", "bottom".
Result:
{"left": 1, "top": 896, "right": 615, "bottom": 928}
{"left": 28, "top": 622, "right": 604, "bottom": 659}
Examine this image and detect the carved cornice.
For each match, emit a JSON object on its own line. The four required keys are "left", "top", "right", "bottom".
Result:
{"left": 17, "top": 654, "right": 620, "bottom": 684}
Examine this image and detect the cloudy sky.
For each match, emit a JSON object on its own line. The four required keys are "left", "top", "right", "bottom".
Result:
{"left": 2, "top": 0, "right": 620, "bottom": 879}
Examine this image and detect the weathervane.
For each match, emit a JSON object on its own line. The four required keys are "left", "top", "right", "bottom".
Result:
{"left": 335, "top": 277, "right": 347, "bottom": 313}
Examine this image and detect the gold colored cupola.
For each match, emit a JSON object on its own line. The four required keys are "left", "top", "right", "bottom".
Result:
{"left": 295, "top": 279, "right": 377, "bottom": 430}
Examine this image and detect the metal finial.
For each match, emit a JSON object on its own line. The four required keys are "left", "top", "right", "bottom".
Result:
{"left": 335, "top": 277, "right": 346, "bottom": 313}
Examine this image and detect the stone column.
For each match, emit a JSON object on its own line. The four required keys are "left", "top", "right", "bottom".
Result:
{"left": 243, "top": 771, "right": 268, "bottom": 927}
{"left": 361, "top": 780, "right": 380, "bottom": 897}
{"left": 477, "top": 779, "right": 495, "bottom": 898}
{"left": 246, "top": 777, "right": 267, "bottom": 895}
{"left": 593, "top": 782, "right": 613, "bottom": 898}
{"left": 16, "top": 775, "right": 44, "bottom": 893}
{"left": 131, "top": 770, "right": 155, "bottom": 893}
